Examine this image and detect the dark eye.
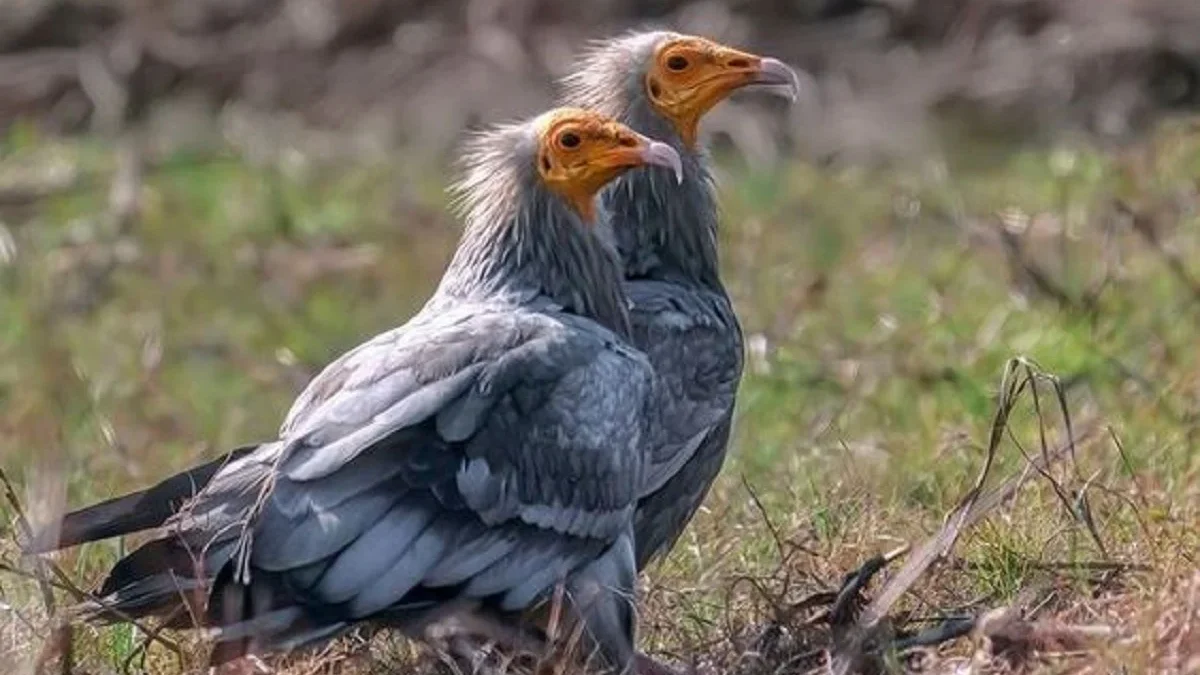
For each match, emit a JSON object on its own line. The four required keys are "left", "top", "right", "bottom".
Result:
{"left": 666, "top": 54, "right": 689, "bottom": 71}
{"left": 559, "top": 131, "right": 581, "bottom": 149}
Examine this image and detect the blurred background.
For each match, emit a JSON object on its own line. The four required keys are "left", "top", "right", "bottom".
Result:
{"left": 3, "top": 0, "right": 1200, "bottom": 161}
{"left": 2, "top": 1, "right": 1200, "bottom": 672}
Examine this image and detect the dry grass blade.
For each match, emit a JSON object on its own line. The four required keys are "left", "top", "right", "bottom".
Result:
{"left": 1011, "top": 359, "right": 1109, "bottom": 559}
{"left": 2, "top": 468, "right": 73, "bottom": 675}
{"left": 0, "top": 468, "right": 187, "bottom": 672}
{"left": 0, "top": 468, "right": 57, "bottom": 614}
{"left": 121, "top": 606, "right": 186, "bottom": 675}
{"left": 994, "top": 219, "right": 1097, "bottom": 315}
{"left": 1117, "top": 199, "right": 1200, "bottom": 304}
{"left": 830, "top": 358, "right": 1099, "bottom": 674}
{"left": 742, "top": 475, "right": 789, "bottom": 566}
{"left": 856, "top": 358, "right": 1024, "bottom": 629}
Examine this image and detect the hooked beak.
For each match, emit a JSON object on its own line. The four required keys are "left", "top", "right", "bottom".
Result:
{"left": 748, "top": 57, "right": 802, "bottom": 102}
{"left": 638, "top": 138, "right": 684, "bottom": 184}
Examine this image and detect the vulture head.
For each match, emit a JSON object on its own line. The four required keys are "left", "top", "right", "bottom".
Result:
{"left": 563, "top": 32, "right": 801, "bottom": 149}
{"left": 443, "top": 107, "right": 684, "bottom": 331}
{"left": 532, "top": 107, "right": 683, "bottom": 221}
{"left": 453, "top": 107, "right": 684, "bottom": 227}
{"left": 560, "top": 33, "right": 801, "bottom": 285}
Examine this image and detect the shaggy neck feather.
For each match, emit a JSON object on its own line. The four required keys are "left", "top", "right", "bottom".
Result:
{"left": 606, "top": 100, "right": 721, "bottom": 290}
{"left": 437, "top": 144, "right": 631, "bottom": 337}
{"left": 561, "top": 31, "right": 723, "bottom": 291}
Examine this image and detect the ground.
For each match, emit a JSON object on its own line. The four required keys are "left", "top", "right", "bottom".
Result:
{"left": 0, "top": 120, "right": 1198, "bottom": 673}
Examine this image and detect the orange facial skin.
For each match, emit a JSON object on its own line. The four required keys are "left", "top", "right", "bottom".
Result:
{"left": 535, "top": 108, "right": 682, "bottom": 222}
{"left": 643, "top": 36, "right": 800, "bottom": 147}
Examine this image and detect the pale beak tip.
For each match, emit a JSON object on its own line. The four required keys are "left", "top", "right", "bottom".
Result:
{"left": 641, "top": 139, "right": 684, "bottom": 185}
{"left": 756, "top": 57, "right": 802, "bottom": 103}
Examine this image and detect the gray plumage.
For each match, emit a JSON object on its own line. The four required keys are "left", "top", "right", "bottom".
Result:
{"left": 34, "top": 31, "right": 765, "bottom": 580}
{"left": 561, "top": 31, "right": 746, "bottom": 569}
{"left": 41, "top": 114, "right": 657, "bottom": 672}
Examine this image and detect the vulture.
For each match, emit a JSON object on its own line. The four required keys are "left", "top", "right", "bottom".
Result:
{"left": 560, "top": 32, "right": 800, "bottom": 568}
{"left": 24, "top": 108, "right": 685, "bottom": 672}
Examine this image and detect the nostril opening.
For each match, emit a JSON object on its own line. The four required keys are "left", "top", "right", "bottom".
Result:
{"left": 728, "top": 58, "right": 750, "bottom": 68}
{"left": 618, "top": 136, "right": 638, "bottom": 147}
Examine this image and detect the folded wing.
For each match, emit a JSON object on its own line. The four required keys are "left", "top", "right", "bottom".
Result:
{"left": 85, "top": 305, "right": 652, "bottom": 668}
{"left": 624, "top": 281, "right": 743, "bottom": 568}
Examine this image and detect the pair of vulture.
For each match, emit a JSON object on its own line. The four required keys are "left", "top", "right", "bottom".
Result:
{"left": 24, "top": 31, "right": 799, "bottom": 674}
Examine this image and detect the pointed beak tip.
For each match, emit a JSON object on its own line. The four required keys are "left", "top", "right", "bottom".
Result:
{"left": 640, "top": 140, "right": 684, "bottom": 185}
{"left": 754, "top": 57, "right": 802, "bottom": 103}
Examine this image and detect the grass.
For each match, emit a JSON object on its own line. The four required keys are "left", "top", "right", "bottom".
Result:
{"left": 1, "top": 118, "right": 1199, "bottom": 673}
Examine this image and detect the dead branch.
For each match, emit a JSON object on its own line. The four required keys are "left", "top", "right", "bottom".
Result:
{"left": 994, "top": 217, "right": 1099, "bottom": 315}
{"left": 1117, "top": 199, "right": 1200, "bottom": 304}
{"left": 829, "top": 357, "right": 1102, "bottom": 674}
{"left": 826, "top": 545, "right": 910, "bottom": 627}
{"left": 974, "top": 606, "right": 1119, "bottom": 666}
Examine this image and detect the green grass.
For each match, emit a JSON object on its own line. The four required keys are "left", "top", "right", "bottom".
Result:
{"left": 2, "top": 120, "right": 1199, "bottom": 673}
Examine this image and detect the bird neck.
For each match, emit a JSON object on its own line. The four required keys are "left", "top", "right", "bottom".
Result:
{"left": 439, "top": 188, "right": 632, "bottom": 337}
{"left": 604, "top": 106, "right": 723, "bottom": 292}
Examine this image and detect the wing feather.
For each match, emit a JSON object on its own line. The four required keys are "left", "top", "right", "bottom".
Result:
{"left": 120, "top": 306, "right": 652, "bottom": 659}
{"left": 252, "top": 486, "right": 399, "bottom": 571}
{"left": 287, "top": 363, "right": 487, "bottom": 481}
{"left": 422, "top": 524, "right": 518, "bottom": 587}
{"left": 624, "top": 280, "right": 743, "bottom": 567}
{"left": 314, "top": 499, "right": 438, "bottom": 603}
{"left": 346, "top": 518, "right": 451, "bottom": 615}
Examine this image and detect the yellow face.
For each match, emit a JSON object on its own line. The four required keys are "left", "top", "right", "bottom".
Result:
{"left": 535, "top": 107, "right": 682, "bottom": 222}
{"left": 644, "top": 36, "right": 799, "bottom": 147}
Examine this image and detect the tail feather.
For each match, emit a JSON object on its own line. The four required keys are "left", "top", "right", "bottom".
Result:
{"left": 45, "top": 441, "right": 358, "bottom": 666}
{"left": 76, "top": 536, "right": 236, "bottom": 624}
{"left": 24, "top": 445, "right": 257, "bottom": 554}
{"left": 79, "top": 574, "right": 210, "bottom": 624}
{"left": 98, "top": 536, "right": 231, "bottom": 598}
